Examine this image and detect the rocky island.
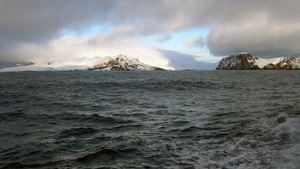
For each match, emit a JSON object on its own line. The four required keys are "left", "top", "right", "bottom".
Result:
{"left": 88, "top": 55, "right": 164, "bottom": 71}
{"left": 216, "top": 53, "right": 300, "bottom": 70}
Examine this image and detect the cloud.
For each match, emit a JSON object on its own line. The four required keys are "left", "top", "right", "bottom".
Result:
{"left": 160, "top": 50, "right": 217, "bottom": 70}
{"left": 156, "top": 34, "right": 172, "bottom": 43}
{"left": 206, "top": 15, "right": 300, "bottom": 57}
{"left": 15, "top": 30, "right": 174, "bottom": 69}
{"left": 12, "top": 28, "right": 217, "bottom": 70}
{"left": 186, "top": 37, "right": 205, "bottom": 47}
{"left": 1, "top": 0, "right": 300, "bottom": 61}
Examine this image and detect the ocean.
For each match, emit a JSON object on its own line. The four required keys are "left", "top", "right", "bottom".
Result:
{"left": 0, "top": 71, "right": 299, "bottom": 169}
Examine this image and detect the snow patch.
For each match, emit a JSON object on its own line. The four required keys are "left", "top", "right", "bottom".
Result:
{"left": 254, "top": 57, "right": 284, "bottom": 68}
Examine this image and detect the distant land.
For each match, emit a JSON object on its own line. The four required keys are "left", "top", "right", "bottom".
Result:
{"left": 1, "top": 53, "right": 300, "bottom": 72}
{"left": 0, "top": 55, "right": 166, "bottom": 72}
{"left": 0, "top": 54, "right": 218, "bottom": 72}
{"left": 216, "top": 53, "right": 300, "bottom": 70}
{"left": 88, "top": 55, "right": 164, "bottom": 71}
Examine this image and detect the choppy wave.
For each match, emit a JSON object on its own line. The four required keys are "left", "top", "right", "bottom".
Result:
{"left": 0, "top": 71, "right": 300, "bottom": 168}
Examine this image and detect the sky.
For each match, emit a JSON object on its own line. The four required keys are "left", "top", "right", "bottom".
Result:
{"left": 0, "top": 0, "right": 300, "bottom": 69}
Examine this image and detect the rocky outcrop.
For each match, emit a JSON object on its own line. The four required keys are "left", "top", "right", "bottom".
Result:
{"left": 217, "top": 53, "right": 300, "bottom": 70}
{"left": 263, "top": 57, "right": 300, "bottom": 70}
{"left": 88, "top": 55, "right": 164, "bottom": 71}
{"left": 216, "top": 53, "right": 260, "bottom": 70}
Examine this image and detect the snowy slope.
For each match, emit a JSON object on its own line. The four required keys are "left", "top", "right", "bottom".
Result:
{"left": 216, "top": 53, "right": 258, "bottom": 70}
{"left": 0, "top": 55, "right": 165, "bottom": 72}
{"left": 254, "top": 58, "right": 282, "bottom": 68}
{"left": 255, "top": 57, "right": 300, "bottom": 69}
{"left": 217, "top": 53, "right": 300, "bottom": 70}
{"left": 89, "top": 55, "right": 164, "bottom": 71}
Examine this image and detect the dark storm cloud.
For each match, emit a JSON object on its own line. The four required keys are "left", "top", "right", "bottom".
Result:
{"left": 1, "top": 0, "right": 300, "bottom": 61}
{"left": 206, "top": 19, "right": 300, "bottom": 57}
{"left": 0, "top": 0, "right": 117, "bottom": 43}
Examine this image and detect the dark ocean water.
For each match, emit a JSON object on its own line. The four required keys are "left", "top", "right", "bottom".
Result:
{"left": 0, "top": 71, "right": 300, "bottom": 169}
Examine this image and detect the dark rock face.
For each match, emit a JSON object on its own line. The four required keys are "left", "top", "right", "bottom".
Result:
{"left": 217, "top": 53, "right": 300, "bottom": 70}
{"left": 89, "top": 55, "right": 164, "bottom": 71}
{"left": 216, "top": 53, "right": 260, "bottom": 70}
{"left": 24, "top": 62, "right": 34, "bottom": 66}
{"left": 263, "top": 57, "right": 300, "bottom": 70}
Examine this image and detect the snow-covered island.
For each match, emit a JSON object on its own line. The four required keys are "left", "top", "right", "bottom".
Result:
{"left": 88, "top": 55, "right": 164, "bottom": 71}
{"left": 216, "top": 53, "right": 300, "bottom": 70}
{"left": 0, "top": 55, "right": 165, "bottom": 72}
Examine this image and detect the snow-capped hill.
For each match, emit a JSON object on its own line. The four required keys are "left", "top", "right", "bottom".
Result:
{"left": 216, "top": 53, "right": 259, "bottom": 70}
{"left": 216, "top": 53, "right": 300, "bottom": 70}
{"left": 259, "top": 57, "right": 300, "bottom": 70}
{"left": 0, "top": 55, "right": 165, "bottom": 72}
{"left": 88, "top": 55, "right": 164, "bottom": 71}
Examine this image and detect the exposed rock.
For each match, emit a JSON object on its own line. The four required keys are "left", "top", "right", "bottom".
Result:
{"left": 217, "top": 53, "right": 300, "bottom": 70}
{"left": 24, "top": 62, "right": 34, "bottom": 66}
{"left": 263, "top": 57, "right": 300, "bottom": 70}
{"left": 216, "top": 53, "right": 260, "bottom": 70}
{"left": 88, "top": 55, "right": 164, "bottom": 71}
{"left": 16, "top": 62, "right": 34, "bottom": 67}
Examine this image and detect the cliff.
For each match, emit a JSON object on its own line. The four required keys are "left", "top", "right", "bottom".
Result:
{"left": 216, "top": 53, "right": 300, "bottom": 70}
